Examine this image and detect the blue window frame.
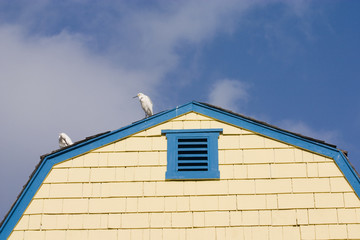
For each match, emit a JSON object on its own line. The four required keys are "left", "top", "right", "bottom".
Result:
{"left": 161, "top": 129, "right": 223, "bottom": 180}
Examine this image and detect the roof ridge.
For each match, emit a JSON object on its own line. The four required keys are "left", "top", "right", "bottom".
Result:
{"left": 195, "top": 101, "right": 337, "bottom": 149}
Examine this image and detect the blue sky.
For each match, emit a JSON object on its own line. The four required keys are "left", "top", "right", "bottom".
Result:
{"left": 0, "top": 1, "right": 360, "bottom": 220}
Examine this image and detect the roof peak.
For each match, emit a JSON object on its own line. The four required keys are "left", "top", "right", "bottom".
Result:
{"left": 45, "top": 100, "right": 338, "bottom": 159}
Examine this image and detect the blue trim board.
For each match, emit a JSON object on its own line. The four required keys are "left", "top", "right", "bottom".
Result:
{"left": 1, "top": 101, "right": 359, "bottom": 239}
{"left": 162, "top": 129, "right": 224, "bottom": 134}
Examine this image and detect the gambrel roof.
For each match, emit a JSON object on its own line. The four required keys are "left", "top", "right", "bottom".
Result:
{"left": 1, "top": 101, "right": 359, "bottom": 239}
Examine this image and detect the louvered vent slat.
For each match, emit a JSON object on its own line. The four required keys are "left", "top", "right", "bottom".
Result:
{"left": 177, "top": 138, "right": 208, "bottom": 171}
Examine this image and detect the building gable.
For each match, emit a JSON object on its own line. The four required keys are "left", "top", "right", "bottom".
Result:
{"left": 1, "top": 102, "right": 360, "bottom": 239}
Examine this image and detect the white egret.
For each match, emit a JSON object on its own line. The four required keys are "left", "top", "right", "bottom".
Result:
{"left": 59, "top": 133, "right": 73, "bottom": 148}
{"left": 133, "top": 93, "right": 153, "bottom": 117}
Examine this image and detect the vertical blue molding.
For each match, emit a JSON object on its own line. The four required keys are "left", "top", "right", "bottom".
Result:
{"left": 208, "top": 131, "right": 220, "bottom": 174}
{"left": 1, "top": 101, "right": 359, "bottom": 239}
{"left": 165, "top": 133, "right": 176, "bottom": 177}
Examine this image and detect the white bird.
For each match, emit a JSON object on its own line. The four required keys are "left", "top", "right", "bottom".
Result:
{"left": 133, "top": 93, "right": 153, "bottom": 118}
{"left": 59, "top": 133, "right": 73, "bottom": 148}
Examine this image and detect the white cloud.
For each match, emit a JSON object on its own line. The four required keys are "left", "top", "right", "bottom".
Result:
{"left": 0, "top": 25, "right": 154, "bottom": 218}
{"left": 0, "top": 25, "right": 152, "bottom": 133}
{"left": 0, "top": 1, "right": 259, "bottom": 219}
{"left": 108, "top": 1, "right": 257, "bottom": 76}
{"left": 208, "top": 79, "right": 249, "bottom": 112}
{"left": 0, "top": 0, "right": 317, "bottom": 220}
{"left": 0, "top": 1, "right": 260, "bottom": 82}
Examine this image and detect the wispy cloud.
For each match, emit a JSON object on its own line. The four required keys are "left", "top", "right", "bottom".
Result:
{"left": 208, "top": 79, "right": 249, "bottom": 112}
{"left": 0, "top": 25, "right": 151, "bottom": 218}
{"left": 0, "top": 0, "right": 323, "bottom": 220}
{"left": 278, "top": 119, "right": 341, "bottom": 145}
{"left": 0, "top": 1, "right": 257, "bottom": 77}
{"left": 0, "top": 1, "right": 260, "bottom": 219}
{"left": 0, "top": 25, "right": 150, "bottom": 133}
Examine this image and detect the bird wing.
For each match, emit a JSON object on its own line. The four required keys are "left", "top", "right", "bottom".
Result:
{"left": 148, "top": 96, "right": 153, "bottom": 106}
{"left": 59, "top": 136, "right": 66, "bottom": 148}
{"left": 145, "top": 96, "right": 153, "bottom": 115}
{"left": 64, "top": 135, "right": 73, "bottom": 145}
{"left": 145, "top": 107, "right": 153, "bottom": 116}
{"left": 59, "top": 134, "right": 73, "bottom": 146}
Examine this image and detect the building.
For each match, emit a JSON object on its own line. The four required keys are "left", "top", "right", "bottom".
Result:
{"left": 1, "top": 101, "right": 360, "bottom": 239}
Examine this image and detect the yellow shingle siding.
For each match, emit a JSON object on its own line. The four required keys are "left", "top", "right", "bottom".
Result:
{"left": 9, "top": 112, "right": 360, "bottom": 240}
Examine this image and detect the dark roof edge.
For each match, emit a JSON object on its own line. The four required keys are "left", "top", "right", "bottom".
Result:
{"left": 40, "top": 131, "right": 111, "bottom": 160}
{"left": 0, "top": 108, "right": 176, "bottom": 229}
{"left": 198, "top": 101, "right": 338, "bottom": 149}
{"left": 0, "top": 131, "right": 112, "bottom": 228}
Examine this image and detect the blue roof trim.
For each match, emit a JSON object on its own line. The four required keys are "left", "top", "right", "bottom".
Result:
{"left": 0, "top": 102, "right": 194, "bottom": 239}
{"left": 191, "top": 102, "right": 360, "bottom": 195}
{"left": 162, "top": 128, "right": 223, "bottom": 134}
{"left": 1, "top": 101, "right": 359, "bottom": 239}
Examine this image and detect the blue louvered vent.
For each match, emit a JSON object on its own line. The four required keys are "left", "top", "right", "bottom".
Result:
{"left": 162, "top": 128, "right": 222, "bottom": 179}
{"left": 177, "top": 138, "right": 208, "bottom": 171}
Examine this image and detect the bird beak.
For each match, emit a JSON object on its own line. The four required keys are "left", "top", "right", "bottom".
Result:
{"left": 133, "top": 95, "right": 137, "bottom": 98}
